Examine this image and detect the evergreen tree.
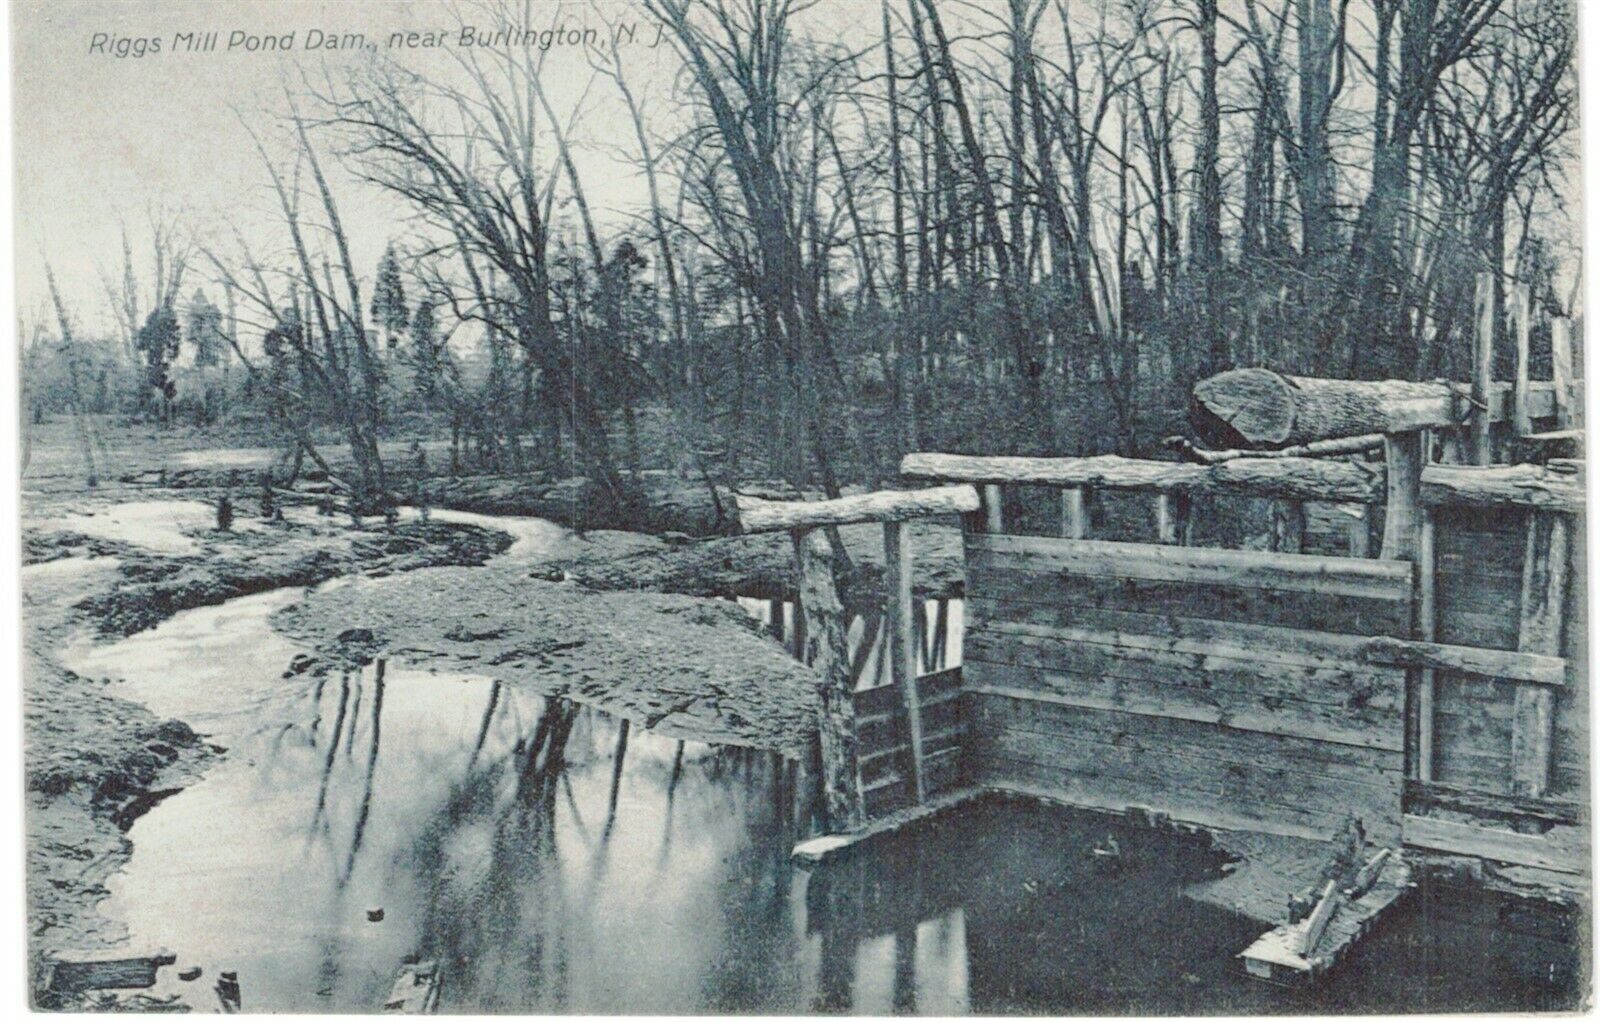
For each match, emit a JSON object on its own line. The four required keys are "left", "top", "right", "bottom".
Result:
{"left": 370, "top": 244, "right": 409, "bottom": 350}
{"left": 186, "top": 288, "right": 225, "bottom": 368}
{"left": 409, "top": 300, "right": 438, "bottom": 402}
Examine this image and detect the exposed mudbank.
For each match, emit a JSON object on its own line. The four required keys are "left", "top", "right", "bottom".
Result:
{"left": 272, "top": 562, "right": 820, "bottom": 755}
{"left": 78, "top": 518, "right": 512, "bottom": 638}
{"left": 547, "top": 519, "right": 966, "bottom": 603}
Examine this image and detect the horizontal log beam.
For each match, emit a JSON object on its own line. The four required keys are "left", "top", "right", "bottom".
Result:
{"left": 1362, "top": 636, "right": 1566, "bottom": 686}
{"left": 900, "top": 453, "right": 1386, "bottom": 503}
{"left": 735, "top": 484, "right": 980, "bottom": 533}
{"left": 1419, "top": 464, "right": 1585, "bottom": 513}
{"left": 1191, "top": 368, "right": 1576, "bottom": 448}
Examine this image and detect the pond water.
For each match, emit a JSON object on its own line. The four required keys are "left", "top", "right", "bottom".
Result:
{"left": 56, "top": 507, "right": 1585, "bottom": 1014}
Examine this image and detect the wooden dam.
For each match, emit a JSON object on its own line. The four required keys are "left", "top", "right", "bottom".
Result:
{"left": 738, "top": 294, "right": 1587, "bottom": 982}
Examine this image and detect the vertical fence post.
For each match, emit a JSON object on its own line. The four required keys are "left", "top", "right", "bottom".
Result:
{"left": 983, "top": 484, "right": 1004, "bottom": 534}
{"left": 1512, "top": 284, "right": 1533, "bottom": 437}
{"left": 792, "top": 527, "right": 863, "bottom": 832}
{"left": 1551, "top": 318, "right": 1575, "bottom": 429}
{"left": 1510, "top": 513, "right": 1570, "bottom": 797}
{"left": 1270, "top": 501, "right": 1306, "bottom": 553}
{"left": 1471, "top": 271, "right": 1496, "bottom": 465}
{"left": 1156, "top": 492, "right": 1191, "bottom": 545}
{"left": 1416, "top": 511, "right": 1437, "bottom": 783}
{"left": 1060, "top": 486, "right": 1088, "bottom": 539}
{"left": 884, "top": 521, "right": 927, "bottom": 803}
{"left": 1379, "top": 430, "right": 1425, "bottom": 561}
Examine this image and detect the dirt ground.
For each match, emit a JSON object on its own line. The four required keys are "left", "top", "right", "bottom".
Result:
{"left": 273, "top": 562, "right": 822, "bottom": 756}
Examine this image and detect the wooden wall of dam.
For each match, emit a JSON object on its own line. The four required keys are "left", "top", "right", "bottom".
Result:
{"left": 959, "top": 531, "right": 1410, "bottom": 844}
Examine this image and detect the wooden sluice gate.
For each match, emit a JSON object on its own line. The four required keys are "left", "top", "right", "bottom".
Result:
{"left": 746, "top": 284, "right": 1586, "bottom": 986}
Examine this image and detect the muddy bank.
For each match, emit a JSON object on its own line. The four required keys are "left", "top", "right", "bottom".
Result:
{"left": 22, "top": 556, "right": 213, "bottom": 967}
{"left": 273, "top": 562, "right": 820, "bottom": 755}
{"left": 546, "top": 519, "right": 966, "bottom": 603}
{"left": 77, "top": 517, "right": 511, "bottom": 637}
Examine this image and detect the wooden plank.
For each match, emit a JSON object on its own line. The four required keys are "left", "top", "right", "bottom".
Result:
{"left": 1379, "top": 431, "right": 1425, "bottom": 560}
{"left": 968, "top": 598, "right": 1393, "bottom": 665}
{"left": 1060, "top": 486, "right": 1088, "bottom": 539}
{"left": 1511, "top": 514, "right": 1570, "bottom": 797}
{"left": 1402, "top": 813, "right": 1586, "bottom": 874}
{"left": 737, "top": 484, "right": 979, "bottom": 532}
{"left": 1417, "top": 512, "right": 1437, "bottom": 783}
{"left": 973, "top": 756, "right": 1398, "bottom": 843}
{"left": 1403, "top": 778, "right": 1585, "bottom": 827}
{"left": 1551, "top": 318, "right": 1575, "bottom": 428}
{"left": 1271, "top": 500, "right": 1306, "bottom": 553}
{"left": 793, "top": 528, "right": 863, "bottom": 831}
{"left": 1300, "top": 880, "right": 1341, "bottom": 955}
{"left": 1512, "top": 285, "right": 1534, "bottom": 435}
{"left": 1421, "top": 463, "right": 1584, "bottom": 513}
{"left": 1156, "top": 492, "right": 1191, "bottom": 545}
{"left": 883, "top": 520, "right": 926, "bottom": 803}
{"left": 966, "top": 566, "right": 1413, "bottom": 638}
{"left": 969, "top": 690, "right": 1402, "bottom": 778}
{"left": 383, "top": 960, "right": 441, "bottom": 1014}
{"left": 969, "top": 615, "right": 1400, "bottom": 685}
{"left": 982, "top": 483, "right": 1003, "bottom": 533}
{"left": 856, "top": 691, "right": 963, "bottom": 755}
{"left": 1364, "top": 636, "right": 1565, "bottom": 687}
{"left": 963, "top": 665, "right": 1403, "bottom": 752}
{"left": 972, "top": 727, "right": 1399, "bottom": 827}
{"left": 1240, "top": 856, "right": 1412, "bottom": 984}
{"left": 854, "top": 667, "right": 963, "bottom": 716}
{"left": 901, "top": 452, "right": 1386, "bottom": 503}
{"left": 967, "top": 533, "right": 1413, "bottom": 600}
{"left": 1471, "top": 271, "right": 1495, "bottom": 464}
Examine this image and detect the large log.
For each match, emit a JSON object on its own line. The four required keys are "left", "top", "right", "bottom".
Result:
{"left": 1191, "top": 368, "right": 1463, "bottom": 447}
{"left": 1419, "top": 464, "right": 1585, "bottom": 513}
{"left": 901, "top": 452, "right": 1385, "bottom": 503}
{"left": 736, "top": 484, "right": 979, "bottom": 533}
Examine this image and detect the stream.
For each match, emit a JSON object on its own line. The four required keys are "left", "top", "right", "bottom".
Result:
{"left": 53, "top": 506, "right": 1583, "bottom": 1013}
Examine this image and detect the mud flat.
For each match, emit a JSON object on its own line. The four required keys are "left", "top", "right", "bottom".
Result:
{"left": 272, "top": 561, "right": 821, "bottom": 755}
{"left": 547, "top": 519, "right": 966, "bottom": 603}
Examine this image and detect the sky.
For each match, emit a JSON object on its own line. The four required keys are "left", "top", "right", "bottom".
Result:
{"left": 11, "top": 0, "right": 683, "bottom": 334}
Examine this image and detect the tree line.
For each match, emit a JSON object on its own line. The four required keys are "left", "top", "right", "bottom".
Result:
{"left": 25, "top": 0, "right": 1578, "bottom": 514}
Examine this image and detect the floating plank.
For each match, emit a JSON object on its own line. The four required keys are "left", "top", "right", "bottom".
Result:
{"left": 901, "top": 452, "right": 1386, "bottom": 503}
{"left": 1363, "top": 636, "right": 1566, "bottom": 687}
{"left": 967, "top": 534, "right": 1413, "bottom": 600}
{"left": 383, "top": 960, "right": 441, "bottom": 1014}
{"left": 791, "top": 787, "right": 987, "bottom": 867}
{"left": 736, "top": 484, "right": 979, "bottom": 532}
{"left": 1402, "top": 813, "right": 1586, "bottom": 875}
{"left": 1420, "top": 464, "right": 1584, "bottom": 513}
{"left": 45, "top": 950, "right": 177, "bottom": 995}
{"left": 1239, "top": 853, "right": 1412, "bottom": 985}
